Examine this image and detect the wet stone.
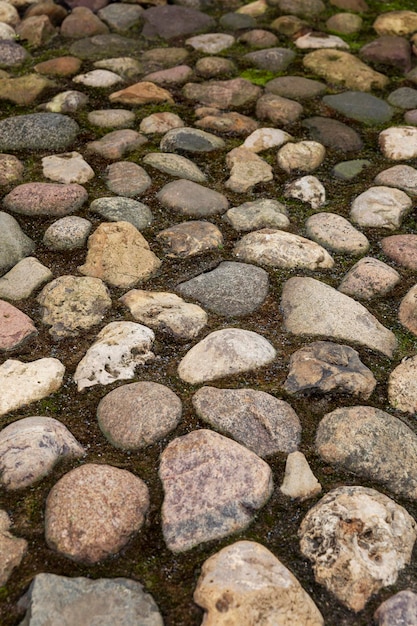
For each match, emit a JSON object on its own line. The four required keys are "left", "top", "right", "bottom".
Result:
{"left": 350, "top": 186, "right": 412, "bottom": 230}
{"left": 18, "top": 575, "right": 163, "bottom": 626}
{"left": 141, "top": 5, "right": 215, "bottom": 40}
{"left": 265, "top": 75, "right": 326, "bottom": 100}
{"left": 0, "top": 257, "right": 52, "bottom": 301}
{"left": 143, "top": 152, "right": 206, "bottom": 183}
{"left": 86, "top": 129, "right": 147, "bottom": 160}
{"left": 178, "top": 328, "right": 276, "bottom": 385}
{"left": 192, "top": 386, "right": 301, "bottom": 457}
{"left": 37, "top": 275, "right": 111, "bottom": 339}
{"left": 305, "top": 213, "right": 369, "bottom": 255}
{"left": 3, "top": 182, "right": 88, "bottom": 217}
{"left": 42, "top": 152, "right": 94, "bottom": 185}
{"left": 338, "top": 257, "right": 400, "bottom": 300}
{"left": 281, "top": 277, "right": 397, "bottom": 357}
{"left": 280, "top": 451, "right": 322, "bottom": 500}
{"left": 299, "top": 486, "right": 417, "bottom": 612}
{"left": 97, "top": 381, "right": 182, "bottom": 450}
{"left": 105, "top": 161, "right": 151, "bottom": 197}
{"left": 224, "top": 198, "right": 289, "bottom": 232}
{"left": 0, "top": 416, "right": 84, "bottom": 490}
{"left": 243, "top": 47, "right": 296, "bottom": 72}
{"left": 0, "top": 113, "right": 79, "bottom": 151}
{"left": 0, "top": 154, "right": 24, "bottom": 186}
{"left": 316, "top": 406, "right": 417, "bottom": 500}
{"left": 0, "top": 212, "right": 35, "bottom": 276}
{"left": 0, "top": 511, "right": 27, "bottom": 587}
{"left": 0, "top": 300, "right": 37, "bottom": 351}
{"left": 302, "top": 117, "right": 363, "bottom": 153}
{"left": 177, "top": 261, "right": 269, "bottom": 317}
{"left": 284, "top": 176, "right": 326, "bottom": 209}
{"left": 157, "top": 220, "right": 223, "bottom": 258}
{"left": 140, "top": 112, "right": 184, "bottom": 135}
{"left": 183, "top": 78, "right": 261, "bottom": 110}
{"left": 381, "top": 234, "right": 417, "bottom": 270}
{"left": 374, "top": 590, "right": 417, "bottom": 626}
{"left": 283, "top": 341, "right": 376, "bottom": 399}
{"left": 157, "top": 179, "right": 228, "bottom": 218}
{"left": 120, "top": 290, "right": 207, "bottom": 340}
{"left": 160, "top": 127, "right": 225, "bottom": 153}
{"left": 87, "top": 108, "right": 135, "bottom": 128}
{"left": 388, "top": 354, "right": 417, "bottom": 414}
{"left": 323, "top": 91, "right": 393, "bottom": 125}
{"left": 360, "top": 36, "right": 412, "bottom": 73}
{"left": 194, "top": 540, "right": 324, "bottom": 626}
{"left": 45, "top": 463, "right": 150, "bottom": 564}
{"left": 89, "top": 197, "right": 153, "bottom": 231}
{"left": 159, "top": 429, "right": 273, "bottom": 552}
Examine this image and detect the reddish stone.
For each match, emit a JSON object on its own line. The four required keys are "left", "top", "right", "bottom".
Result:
{"left": 0, "top": 300, "right": 37, "bottom": 351}
{"left": 382, "top": 235, "right": 417, "bottom": 269}
{"left": 34, "top": 56, "right": 82, "bottom": 77}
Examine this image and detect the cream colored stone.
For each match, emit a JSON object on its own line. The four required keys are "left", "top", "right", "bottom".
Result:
{"left": 280, "top": 451, "right": 322, "bottom": 500}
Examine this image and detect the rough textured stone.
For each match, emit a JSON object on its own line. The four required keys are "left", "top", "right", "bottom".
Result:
{"left": 338, "top": 257, "right": 400, "bottom": 300}
{"left": 141, "top": 5, "right": 215, "bottom": 40}
{"left": 381, "top": 235, "right": 417, "bottom": 269}
{"left": 361, "top": 36, "right": 412, "bottom": 73}
{"left": 0, "top": 154, "right": 24, "bottom": 186}
{"left": 242, "top": 127, "right": 293, "bottom": 152}
{"left": 79, "top": 222, "right": 161, "bottom": 289}
{"left": 0, "top": 300, "right": 36, "bottom": 351}
{"left": 160, "top": 127, "right": 225, "bottom": 153}
{"left": 105, "top": 161, "right": 151, "bottom": 197}
{"left": 194, "top": 541, "right": 324, "bottom": 625}
{"left": 45, "top": 464, "right": 150, "bottom": 563}
{"left": 86, "top": 129, "right": 147, "bottom": 160}
{"left": 284, "top": 176, "right": 326, "bottom": 209}
{"left": 299, "top": 486, "right": 416, "bottom": 612}
{"left": 224, "top": 199, "right": 290, "bottom": 231}
{"left": 157, "top": 221, "right": 223, "bottom": 258}
{"left": 388, "top": 354, "right": 417, "bottom": 414}
{"left": 280, "top": 451, "right": 322, "bottom": 500}
{"left": 0, "top": 358, "right": 65, "bottom": 418}
{"left": 243, "top": 47, "right": 296, "bottom": 72}
{"left": 0, "top": 113, "right": 78, "bottom": 151}
{"left": 3, "top": 183, "right": 87, "bottom": 217}
{"left": 74, "top": 322, "right": 155, "bottom": 391}
{"left": 280, "top": 277, "right": 397, "bottom": 357}
{"left": 302, "top": 117, "right": 363, "bottom": 152}
{"left": 0, "top": 416, "right": 84, "bottom": 490}
{"left": 159, "top": 430, "right": 273, "bottom": 552}
{"left": 109, "top": 81, "right": 173, "bottom": 106}
{"left": 178, "top": 328, "right": 276, "bottom": 384}
{"left": 306, "top": 213, "right": 369, "bottom": 255}
{"left": 37, "top": 275, "right": 111, "bottom": 339}
{"left": 0, "top": 257, "right": 52, "bottom": 301}
{"left": 0, "top": 511, "right": 27, "bottom": 587}
{"left": 192, "top": 386, "right": 301, "bottom": 457}
{"left": 120, "top": 290, "right": 207, "bottom": 340}
{"left": 399, "top": 284, "right": 417, "bottom": 337}
{"left": 316, "top": 406, "right": 417, "bottom": 499}
{"left": 225, "top": 147, "right": 273, "bottom": 192}
{"left": 143, "top": 152, "right": 206, "bottom": 183}
{"left": 43, "top": 216, "right": 92, "bottom": 251}
{"left": 374, "top": 165, "right": 417, "bottom": 195}
{"left": 256, "top": 93, "right": 303, "bottom": 125}
{"left": 183, "top": 78, "right": 260, "bottom": 109}
{"left": 379, "top": 126, "right": 417, "bottom": 160}
{"left": 374, "top": 11, "right": 417, "bottom": 37}
{"left": 295, "top": 32, "right": 348, "bottom": 50}
{"left": 140, "top": 112, "right": 184, "bottom": 135}
{"left": 42, "top": 151, "right": 94, "bottom": 184}
{"left": 350, "top": 186, "right": 412, "bottom": 230}
{"left": 17, "top": 575, "right": 163, "bottom": 626}
{"left": 97, "top": 381, "right": 182, "bottom": 450}
{"left": 89, "top": 197, "right": 153, "bottom": 232}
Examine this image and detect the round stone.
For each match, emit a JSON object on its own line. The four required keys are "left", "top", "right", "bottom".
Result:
{"left": 43, "top": 217, "right": 92, "bottom": 250}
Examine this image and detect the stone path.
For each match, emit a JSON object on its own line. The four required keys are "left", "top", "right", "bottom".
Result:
{"left": 1, "top": 0, "right": 417, "bottom": 624}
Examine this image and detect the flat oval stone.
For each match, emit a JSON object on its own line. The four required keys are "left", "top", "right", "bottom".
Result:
{"left": 192, "top": 386, "right": 301, "bottom": 456}
{"left": 305, "top": 213, "right": 369, "bottom": 255}
{"left": 143, "top": 152, "right": 206, "bottom": 183}
{"left": 178, "top": 328, "right": 276, "bottom": 384}
{"left": 157, "top": 220, "right": 223, "bottom": 258}
{"left": 224, "top": 199, "right": 290, "bottom": 231}
{"left": 87, "top": 108, "right": 135, "bottom": 128}
{"left": 256, "top": 93, "right": 303, "bottom": 125}
{"left": 43, "top": 216, "right": 92, "bottom": 250}
{"left": 160, "top": 127, "right": 225, "bottom": 153}
{"left": 381, "top": 234, "right": 417, "bottom": 269}
{"left": 295, "top": 32, "right": 349, "bottom": 49}
{"left": 234, "top": 229, "right": 334, "bottom": 270}
{"left": 0, "top": 416, "right": 84, "bottom": 490}
{"left": 243, "top": 47, "right": 296, "bottom": 72}
{"left": 186, "top": 33, "right": 235, "bottom": 53}
{"left": 338, "top": 257, "right": 400, "bottom": 300}
{"left": 323, "top": 91, "right": 393, "bottom": 125}
{"left": 0, "top": 300, "right": 37, "bottom": 351}
{"left": 177, "top": 261, "right": 269, "bottom": 317}
{"left": 265, "top": 75, "right": 326, "bottom": 99}
{"left": 159, "top": 429, "right": 273, "bottom": 552}
{"left": 157, "top": 179, "right": 229, "bottom": 217}
{"left": 45, "top": 463, "right": 150, "bottom": 563}
{"left": 0, "top": 113, "right": 79, "bottom": 151}
{"left": 302, "top": 117, "right": 363, "bottom": 152}
{"left": 374, "top": 164, "right": 417, "bottom": 195}
{"left": 105, "top": 161, "right": 151, "bottom": 197}
{"left": 350, "top": 186, "right": 412, "bottom": 229}
{"left": 89, "top": 197, "right": 153, "bottom": 231}
{"left": 0, "top": 257, "right": 52, "bottom": 301}
{"left": 97, "top": 381, "right": 182, "bottom": 449}
{"left": 303, "top": 49, "right": 388, "bottom": 91}
{"left": 3, "top": 182, "right": 87, "bottom": 217}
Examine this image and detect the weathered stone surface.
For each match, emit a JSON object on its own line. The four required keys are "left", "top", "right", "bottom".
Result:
{"left": 242, "top": 127, "right": 293, "bottom": 152}
{"left": 0, "top": 153, "right": 24, "bottom": 186}
{"left": 374, "top": 10, "right": 417, "bottom": 37}
{"left": 143, "top": 65, "right": 193, "bottom": 87}
{"left": 0, "top": 416, "right": 84, "bottom": 490}
{"left": 323, "top": 91, "right": 393, "bottom": 125}
{"left": 316, "top": 406, "right": 417, "bottom": 499}
{"left": 360, "top": 36, "right": 412, "bottom": 73}
{"left": 143, "top": 152, "right": 206, "bottom": 183}
{"left": 374, "top": 590, "right": 417, "bottom": 626}
{"left": 243, "top": 47, "right": 296, "bottom": 71}
{"left": 0, "top": 300, "right": 36, "bottom": 351}
{"left": 379, "top": 126, "right": 417, "bottom": 160}
{"left": 0, "top": 358, "right": 65, "bottom": 418}
{"left": 183, "top": 78, "right": 260, "bottom": 109}
{"left": 3, "top": 182, "right": 87, "bottom": 217}
{"left": 194, "top": 541, "right": 324, "bottom": 625}
{"left": 0, "top": 511, "right": 27, "bottom": 587}
{"left": 302, "top": 117, "right": 363, "bottom": 152}
{"left": 268, "top": 0, "right": 325, "bottom": 17}
{"left": 109, "top": 81, "right": 174, "bottom": 105}
{"left": 159, "top": 429, "right": 273, "bottom": 552}
{"left": 37, "top": 275, "right": 111, "bottom": 339}
{"left": 388, "top": 355, "right": 417, "bottom": 414}
{"left": 141, "top": 5, "right": 215, "bottom": 39}
{"left": 79, "top": 222, "right": 161, "bottom": 289}
{"left": 284, "top": 341, "right": 376, "bottom": 399}
{"left": 160, "top": 127, "right": 225, "bottom": 153}
{"left": 177, "top": 261, "right": 269, "bottom": 317}
{"left": 89, "top": 197, "right": 153, "bottom": 232}
{"left": 280, "top": 277, "right": 397, "bottom": 357}
{"left": 40, "top": 90, "right": 88, "bottom": 114}
{"left": 277, "top": 140, "right": 326, "bottom": 173}
{"left": 0, "top": 113, "right": 78, "bottom": 151}
{"left": 326, "top": 13, "right": 363, "bottom": 34}
{"left": 299, "top": 486, "right": 416, "bottom": 612}
{"left": 224, "top": 198, "right": 290, "bottom": 231}
{"left": 0, "top": 257, "right": 52, "bottom": 301}
{"left": 17, "top": 575, "right": 163, "bottom": 626}
{"left": 45, "top": 464, "right": 150, "bottom": 563}
{"left": 73, "top": 69, "right": 123, "bottom": 89}
{"left": 225, "top": 147, "right": 273, "bottom": 193}
{"left": 41, "top": 151, "right": 94, "bottom": 184}
{"left": 284, "top": 175, "right": 326, "bottom": 209}
{"left": 140, "top": 111, "right": 184, "bottom": 135}
{"left": 86, "top": 129, "right": 147, "bottom": 160}
{"left": 157, "top": 221, "right": 223, "bottom": 258}
{"left": 256, "top": 93, "right": 303, "bottom": 125}
{"left": 0, "top": 74, "right": 55, "bottom": 106}
{"left": 381, "top": 234, "right": 417, "bottom": 269}
{"left": 266, "top": 75, "right": 325, "bottom": 99}
{"left": 192, "top": 386, "right": 301, "bottom": 457}
{"left": 43, "top": 216, "right": 92, "bottom": 251}
{"left": 306, "top": 213, "right": 369, "bottom": 255}
{"left": 332, "top": 159, "right": 371, "bottom": 180}
{"left": 295, "top": 32, "right": 348, "bottom": 50}
{"left": 97, "top": 381, "right": 182, "bottom": 450}
{"left": 120, "top": 290, "right": 207, "bottom": 340}
{"left": 178, "top": 328, "right": 276, "bottom": 384}
{"left": 350, "top": 186, "right": 412, "bottom": 229}
{"left": 398, "top": 284, "right": 417, "bottom": 336}
{"left": 157, "top": 179, "right": 229, "bottom": 217}
{"left": 61, "top": 7, "right": 109, "bottom": 39}
{"left": 87, "top": 108, "right": 135, "bottom": 129}
{"left": 280, "top": 451, "right": 322, "bottom": 500}
{"left": 105, "top": 161, "right": 151, "bottom": 197}
{"left": 234, "top": 229, "right": 334, "bottom": 270}
{"left": 338, "top": 257, "right": 400, "bottom": 300}
{"left": 74, "top": 322, "right": 155, "bottom": 391}
{"left": 374, "top": 165, "right": 417, "bottom": 195}
{"left": 303, "top": 49, "right": 389, "bottom": 91}
{"left": 195, "top": 110, "right": 258, "bottom": 137}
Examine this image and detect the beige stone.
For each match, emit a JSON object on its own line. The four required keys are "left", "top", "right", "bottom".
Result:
{"left": 303, "top": 49, "right": 388, "bottom": 91}
{"left": 109, "top": 81, "right": 174, "bottom": 105}
{"left": 374, "top": 11, "right": 417, "bottom": 37}
{"left": 280, "top": 451, "right": 322, "bottom": 500}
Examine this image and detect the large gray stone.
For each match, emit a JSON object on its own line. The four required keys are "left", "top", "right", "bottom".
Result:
{"left": 0, "top": 113, "right": 78, "bottom": 151}
{"left": 0, "top": 212, "right": 35, "bottom": 276}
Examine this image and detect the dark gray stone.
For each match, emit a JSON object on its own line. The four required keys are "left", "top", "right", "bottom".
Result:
{"left": 177, "top": 261, "right": 268, "bottom": 316}
{"left": 302, "top": 117, "right": 363, "bottom": 152}
{"left": 160, "top": 127, "right": 225, "bottom": 153}
{"left": 322, "top": 91, "right": 393, "bottom": 125}
{"left": 69, "top": 34, "right": 142, "bottom": 60}
{"left": 89, "top": 197, "right": 153, "bottom": 231}
{"left": 0, "top": 212, "right": 35, "bottom": 276}
{"left": 267, "top": 0, "right": 325, "bottom": 18}
{"left": 141, "top": 5, "right": 215, "bottom": 39}
{"left": 219, "top": 12, "right": 256, "bottom": 30}
{"left": 0, "top": 114, "right": 79, "bottom": 152}
{"left": 387, "top": 87, "right": 417, "bottom": 109}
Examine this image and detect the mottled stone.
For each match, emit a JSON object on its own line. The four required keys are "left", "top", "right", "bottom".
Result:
{"left": 323, "top": 91, "right": 393, "bottom": 125}
{"left": 105, "top": 161, "right": 151, "bottom": 197}
{"left": 0, "top": 300, "right": 37, "bottom": 351}
{"left": 195, "top": 111, "right": 258, "bottom": 136}
{"left": 34, "top": 55, "right": 82, "bottom": 76}
{"left": 332, "top": 159, "right": 371, "bottom": 180}
{"left": 40, "top": 90, "right": 88, "bottom": 114}
{"left": 256, "top": 93, "right": 303, "bottom": 125}
{"left": 299, "top": 486, "right": 416, "bottom": 611}
{"left": 193, "top": 386, "right": 300, "bottom": 457}
{"left": 265, "top": 75, "right": 325, "bottom": 100}
{"left": 43, "top": 216, "right": 92, "bottom": 251}
{"left": 338, "top": 257, "right": 400, "bottom": 300}
{"left": 351, "top": 186, "right": 412, "bottom": 230}
{"left": 305, "top": 213, "right": 369, "bottom": 255}
{"left": 374, "top": 165, "right": 417, "bottom": 195}
{"left": 225, "top": 147, "right": 273, "bottom": 192}
{"left": 160, "top": 127, "right": 225, "bottom": 153}
{"left": 388, "top": 354, "right": 417, "bottom": 414}
{"left": 238, "top": 28, "right": 278, "bottom": 48}
{"left": 45, "top": 464, "right": 149, "bottom": 563}
{"left": 178, "top": 328, "right": 276, "bottom": 384}
{"left": 157, "top": 179, "right": 228, "bottom": 217}
{"left": 0, "top": 510, "right": 27, "bottom": 586}
{"left": 0, "top": 113, "right": 78, "bottom": 151}
{"left": 224, "top": 199, "right": 289, "bottom": 231}
{"left": 268, "top": 0, "right": 325, "bottom": 18}
{"left": 183, "top": 78, "right": 261, "bottom": 109}
{"left": 382, "top": 234, "right": 417, "bottom": 270}
{"left": 143, "top": 152, "right": 206, "bottom": 183}
{"left": 379, "top": 126, "right": 417, "bottom": 160}
{"left": 399, "top": 284, "right": 417, "bottom": 336}
{"left": 0, "top": 212, "right": 35, "bottom": 277}
{"left": 186, "top": 33, "right": 235, "bottom": 53}
{"left": 109, "top": 81, "right": 173, "bottom": 106}
{"left": 194, "top": 541, "right": 324, "bottom": 625}
{"left": 326, "top": 12, "right": 362, "bottom": 34}
{"left": 283, "top": 341, "right": 376, "bottom": 399}
{"left": 284, "top": 176, "right": 326, "bottom": 209}
{"left": 360, "top": 36, "right": 412, "bottom": 73}
{"left": 42, "top": 151, "right": 94, "bottom": 185}
{"left": 120, "top": 290, "right": 207, "bottom": 340}
{"left": 277, "top": 140, "right": 325, "bottom": 173}
{"left": 61, "top": 7, "right": 109, "bottom": 39}
{"left": 74, "top": 322, "right": 155, "bottom": 391}
{"left": 242, "top": 127, "right": 293, "bottom": 152}
{"left": 3, "top": 182, "right": 87, "bottom": 217}
{"left": 141, "top": 5, "right": 215, "bottom": 40}
{"left": 0, "top": 154, "right": 24, "bottom": 186}
{"left": 87, "top": 109, "right": 135, "bottom": 129}
{"left": 374, "top": 11, "right": 417, "bottom": 37}
{"left": 97, "top": 382, "right": 182, "bottom": 450}
{"left": 295, "top": 32, "right": 349, "bottom": 50}
{"left": 195, "top": 55, "right": 236, "bottom": 78}
{"left": 157, "top": 220, "right": 223, "bottom": 258}
{"left": 374, "top": 590, "right": 417, "bottom": 626}
{"left": 243, "top": 47, "right": 296, "bottom": 72}
{"left": 160, "top": 430, "right": 273, "bottom": 552}
{"left": 0, "top": 73, "right": 56, "bottom": 106}
{"left": 0, "top": 416, "right": 84, "bottom": 490}
{"left": 0, "top": 257, "right": 52, "bottom": 301}
{"left": 89, "top": 197, "right": 153, "bottom": 231}
{"left": 143, "top": 65, "right": 193, "bottom": 87}
{"left": 281, "top": 277, "right": 397, "bottom": 357}
{"left": 98, "top": 3, "right": 144, "bottom": 32}
{"left": 303, "top": 49, "right": 388, "bottom": 91}
{"left": 0, "top": 41, "right": 28, "bottom": 68}
{"left": 86, "top": 129, "right": 147, "bottom": 160}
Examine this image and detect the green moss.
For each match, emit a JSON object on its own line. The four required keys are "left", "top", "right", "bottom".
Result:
{"left": 239, "top": 69, "right": 278, "bottom": 86}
